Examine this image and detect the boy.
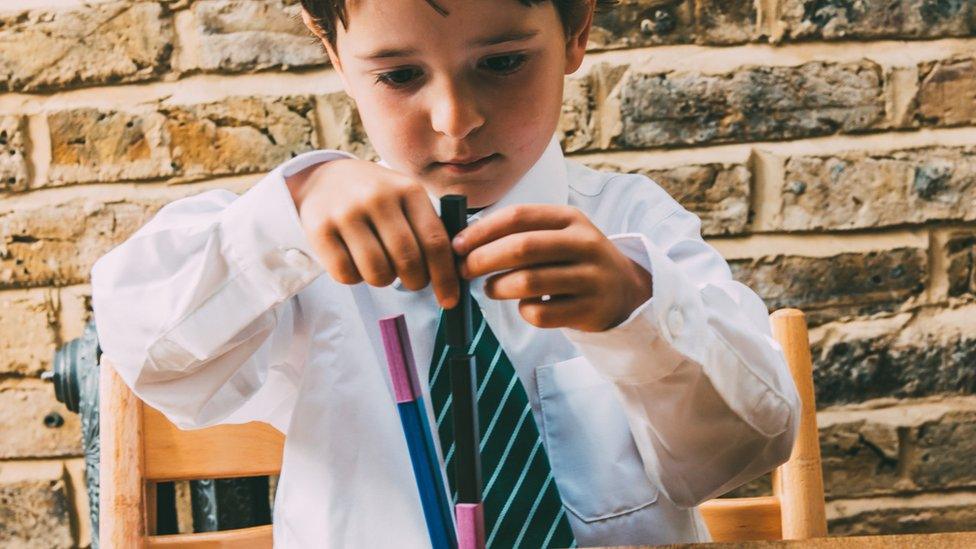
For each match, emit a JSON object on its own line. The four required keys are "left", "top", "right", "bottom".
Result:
{"left": 90, "top": 0, "right": 801, "bottom": 547}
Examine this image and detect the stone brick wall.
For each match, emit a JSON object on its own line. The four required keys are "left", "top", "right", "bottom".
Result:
{"left": 1, "top": 0, "right": 974, "bottom": 546}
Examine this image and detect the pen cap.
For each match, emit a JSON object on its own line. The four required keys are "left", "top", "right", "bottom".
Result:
{"left": 441, "top": 195, "right": 472, "bottom": 348}
{"left": 379, "top": 314, "right": 422, "bottom": 403}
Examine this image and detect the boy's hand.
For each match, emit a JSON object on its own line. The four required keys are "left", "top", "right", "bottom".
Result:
{"left": 452, "top": 204, "right": 653, "bottom": 332}
{"left": 286, "top": 158, "right": 460, "bottom": 309}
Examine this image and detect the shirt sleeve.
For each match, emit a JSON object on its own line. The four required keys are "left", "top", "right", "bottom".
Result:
{"left": 560, "top": 200, "right": 801, "bottom": 508}
{"left": 90, "top": 149, "right": 355, "bottom": 431}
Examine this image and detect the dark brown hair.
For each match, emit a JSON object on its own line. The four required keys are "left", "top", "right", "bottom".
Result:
{"left": 300, "top": 0, "right": 618, "bottom": 50}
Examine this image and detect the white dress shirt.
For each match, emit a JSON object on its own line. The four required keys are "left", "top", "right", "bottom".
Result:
{"left": 90, "top": 133, "right": 800, "bottom": 547}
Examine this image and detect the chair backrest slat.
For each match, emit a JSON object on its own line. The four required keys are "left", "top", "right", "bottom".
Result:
{"left": 146, "top": 524, "right": 274, "bottom": 548}
{"left": 699, "top": 496, "right": 782, "bottom": 541}
{"left": 143, "top": 406, "right": 284, "bottom": 481}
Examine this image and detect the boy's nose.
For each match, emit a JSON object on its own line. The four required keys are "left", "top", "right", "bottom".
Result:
{"left": 429, "top": 79, "right": 485, "bottom": 140}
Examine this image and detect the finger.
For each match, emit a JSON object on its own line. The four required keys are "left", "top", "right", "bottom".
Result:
{"left": 315, "top": 226, "right": 363, "bottom": 285}
{"left": 369, "top": 202, "right": 428, "bottom": 291}
{"left": 461, "top": 229, "right": 582, "bottom": 279}
{"left": 484, "top": 264, "right": 596, "bottom": 300}
{"left": 452, "top": 204, "right": 576, "bottom": 255}
{"left": 518, "top": 294, "right": 589, "bottom": 329}
{"left": 337, "top": 217, "right": 396, "bottom": 287}
{"left": 403, "top": 189, "right": 460, "bottom": 308}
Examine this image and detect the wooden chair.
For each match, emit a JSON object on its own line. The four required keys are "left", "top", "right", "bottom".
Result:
{"left": 99, "top": 357, "right": 285, "bottom": 548}
{"left": 699, "top": 308, "right": 828, "bottom": 541}
{"left": 99, "top": 308, "right": 825, "bottom": 546}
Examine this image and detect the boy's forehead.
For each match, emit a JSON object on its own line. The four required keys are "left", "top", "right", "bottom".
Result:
{"left": 339, "top": 0, "right": 556, "bottom": 54}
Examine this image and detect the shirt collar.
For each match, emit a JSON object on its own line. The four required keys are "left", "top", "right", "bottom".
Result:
{"left": 377, "top": 132, "right": 569, "bottom": 222}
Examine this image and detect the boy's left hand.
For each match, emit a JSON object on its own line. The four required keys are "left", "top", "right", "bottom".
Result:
{"left": 452, "top": 204, "right": 652, "bottom": 332}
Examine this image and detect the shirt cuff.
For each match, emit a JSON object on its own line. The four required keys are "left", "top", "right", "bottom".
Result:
{"left": 560, "top": 232, "right": 708, "bottom": 384}
{"left": 220, "top": 148, "right": 357, "bottom": 297}
{"left": 150, "top": 150, "right": 355, "bottom": 370}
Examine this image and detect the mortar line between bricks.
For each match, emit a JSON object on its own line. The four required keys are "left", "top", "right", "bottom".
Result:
{"left": 578, "top": 37, "right": 976, "bottom": 74}
{"left": 568, "top": 126, "right": 976, "bottom": 169}
{"left": 0, "top": 67, "right": 345, "bottom": 114}
{"left": 826, "top": 489, "right": 976, "bottom": 515}
{"left": 13, "top": 0, "right": 91, "bottom": 11}
{"left": 709, "top": 230, "right": 930, "bottom": 259}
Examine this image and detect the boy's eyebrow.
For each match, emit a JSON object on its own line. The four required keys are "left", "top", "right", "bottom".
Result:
{"left": 470, "top": 29, "right": 539, "bottom": 47}
{"left": 357, "top": 30, "right": 540, "bottom": 60}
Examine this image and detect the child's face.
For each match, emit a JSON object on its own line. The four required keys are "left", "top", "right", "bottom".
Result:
{"left": 312, "top": 0, "right": 591, "bottom": 208}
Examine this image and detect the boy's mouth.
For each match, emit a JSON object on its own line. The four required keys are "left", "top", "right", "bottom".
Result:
{"left": 434, "top": 153, "right": 500, "bottom": 174}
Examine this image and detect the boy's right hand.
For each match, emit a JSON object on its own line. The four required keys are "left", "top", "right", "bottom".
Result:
{"left": 286, "top": 158, "right": 460, "bottom": 309}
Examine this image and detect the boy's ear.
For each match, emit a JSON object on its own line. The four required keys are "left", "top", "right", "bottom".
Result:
{"left": 564, "top": 0, "right": 595, "bottom": 75}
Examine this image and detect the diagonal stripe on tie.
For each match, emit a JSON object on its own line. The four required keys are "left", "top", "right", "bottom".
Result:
{"left": 429, "top": 303, "right": 576, "bottom": 548}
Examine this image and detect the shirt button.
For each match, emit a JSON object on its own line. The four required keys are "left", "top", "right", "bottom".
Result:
{"left": 392, "top": 276, "right": 406, "bottom": 291}
{"left": 284, "top": 248, "right": 312, "bottom": 270}
{"left": 666, "top": 306, "right": 684, "bottom": 339}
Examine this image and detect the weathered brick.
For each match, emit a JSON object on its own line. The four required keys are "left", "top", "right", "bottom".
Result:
{"left": 618, "top": 60, "right": 885, "bottom": 149}
{"left": 559, "top": 76, "right": 595, "bottom": 153}
{"left": 48, "top": 108, "right": 174, "bottom": 185}
{"left": 819, "top": 419, "right": 903, "bottom": 498}
{"left": 0, "top": 2, "right": 173, "bottom": 92}
{"left": 589, "top": 0, "right": 695, "bottom": 49}
{"left": 818, "top": 398, "right": 976, "bottom": 500}
{"left": 162, "top": 96, "right": 317, "bottom": 179}
{"left": 730, "top": 248, "right": 926, "bottom": 326}
{"left": 779, "top": 0, "right": 975, "bottom": 41}
{"left": 47, "top": 96, "right": 317, "bottom": 184}
{"left": 0, "top": 116, "right": 29, "bottom": 193}
{"left": 0, "top": 461, "right": 74, "bottom": 548}
{"left": 0, "top": 197, "right": 167, "bottom": 289}
{"left": 588, "top": 0, "right": 756, "bottom": 50}
{"left": 314, "top": 92, "right": 376, "bottom": 160}
{"left": 813, "top": 319, "right": 976, "bottom": 407}
{"left": 916, "top": 56, "right": 976, "bottom": 128}
{"left": 185, "top": 0, "right": 326, "bottom": 73}
{"left": 694, "top": 0, "right": 757, "bottom": 44}
{"left": 582, "top": 160, "right": 750, "bottom": 236}
{"left": 775, "top": 146, "right": 976, "bottom": 231}
{"left": 914, "top": 409, "right": 976, "bottom": 490}
{"left": 947, "top": 232, "right": 976, "bottom": 297}
{"left": 829, "top": 496, "right": 976, "bottom": 536}
{"left": 0, "top": 288, "right": 59, "bottom": 377}
{"left": 559, "top": 63, "right": 629, "bottom": 153}
{"left": 0, "top": 379, "right": 81, "bottom": 459}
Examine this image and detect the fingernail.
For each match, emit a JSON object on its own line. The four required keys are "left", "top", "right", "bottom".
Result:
{"left": 452, "top": 235, "right": 464, "bottom": 250}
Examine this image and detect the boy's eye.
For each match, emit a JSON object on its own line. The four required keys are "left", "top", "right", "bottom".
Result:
{"left": 376, "top": 68, "right": 422, "bottom": 87}
{"left": 480, "top": 53, "right": 527, "bottom": 74}
{"left": 374, "top": 53, "right": 529, "bottom": 89}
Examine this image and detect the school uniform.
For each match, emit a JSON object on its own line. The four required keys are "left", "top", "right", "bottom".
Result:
{"left": 90, "top": 133, "right": 800, "bottom": 547}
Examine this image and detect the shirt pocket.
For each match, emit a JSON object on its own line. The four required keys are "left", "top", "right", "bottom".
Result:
{"left": 535, "top": 355, "right": 659, "bottom": 523}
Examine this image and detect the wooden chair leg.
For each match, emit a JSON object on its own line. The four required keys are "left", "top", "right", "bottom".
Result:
{"left": 100, "top": 361, "right": 148, "bottom": 546}
{"left": 770, "top": 309, "right": 828, "bottom": 539}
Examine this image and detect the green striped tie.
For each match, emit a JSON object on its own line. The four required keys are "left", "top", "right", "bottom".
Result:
{"left": 428, "top": 303, "right": 577, "bottom": 548}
